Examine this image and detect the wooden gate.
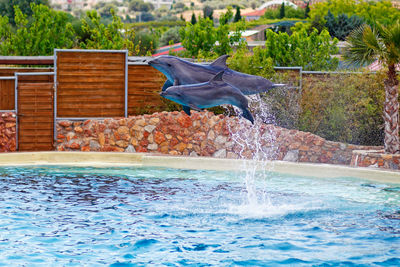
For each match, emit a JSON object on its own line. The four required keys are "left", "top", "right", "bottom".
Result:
{"left": 17, "top": 73, "right": 54, "bottom": 151}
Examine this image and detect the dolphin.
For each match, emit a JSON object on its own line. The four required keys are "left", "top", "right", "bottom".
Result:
{"left": 148, "top": 55, "right": 285, "bottom": 95}
{"left": 160, "top": 71, "right": 254, "bottom": 124}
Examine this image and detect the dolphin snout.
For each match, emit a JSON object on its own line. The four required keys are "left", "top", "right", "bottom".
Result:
{"left": 148, "top": 59, "right": 157, "bottom": 66}
{"left": 159, "top": 91, "right": 166, "bottom": 96}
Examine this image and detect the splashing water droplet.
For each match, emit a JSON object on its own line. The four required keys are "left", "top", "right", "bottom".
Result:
{"left": 224, "top": 95, "right": 280, "bottom": 216}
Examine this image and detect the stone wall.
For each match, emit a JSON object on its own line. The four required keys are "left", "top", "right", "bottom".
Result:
{"left": 56, "top": 111, "right": 380, "bottom": 165}
{"left": 351, "top": 150, "right": 400, "bottom": 170}
{"left": 0, "top": 112, "right": 17, "bottom": 152}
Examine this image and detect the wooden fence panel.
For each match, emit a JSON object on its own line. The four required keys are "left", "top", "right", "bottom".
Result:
{"left": 0, "top": 79, "right": 14, "bottom": 110}
{"left": 128, "top": 65, "right": 166, "bottom": 115}
{"left": 0, "top": 68, "right": 53, "bottom": 110}
{"left": 0, "top": 68, "right": 53, "bottom": 77}
{"left": 17, "top": 74, "right": 54, "bottom": 151}
{"left": 56, "top": 51, "right": 126, "bottom": 117}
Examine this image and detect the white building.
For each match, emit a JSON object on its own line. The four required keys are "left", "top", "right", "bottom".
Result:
{"left": 144, "top": 0, "right": 173, "bottom": 9}
{"left": 50, "top": 0, "right": 124, "bottom": 10}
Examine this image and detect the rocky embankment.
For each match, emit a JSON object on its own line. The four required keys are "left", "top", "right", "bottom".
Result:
{"left": 56, "top": 111, "right": 379, "bottom": 165}
{"left": 0, "top": 112, "right": 16, "bottom": 152}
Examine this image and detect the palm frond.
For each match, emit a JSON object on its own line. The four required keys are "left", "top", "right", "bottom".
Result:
{"left": 343, "top": 24, "right": 382, "bottom": 67}
{"left": 381, "top": 20, "right": 400, "bottom": 65}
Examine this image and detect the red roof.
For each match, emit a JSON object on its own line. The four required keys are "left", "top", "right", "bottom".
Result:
{"left": 243, "top": 9, "right": 266, "bottom": 17}
{"left": 152, "top": 43, "right": 185, "bottom": 57}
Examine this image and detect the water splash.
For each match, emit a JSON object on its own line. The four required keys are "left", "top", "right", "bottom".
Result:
{"left": 224, "top": 95, "right": 281, "bottom": 215}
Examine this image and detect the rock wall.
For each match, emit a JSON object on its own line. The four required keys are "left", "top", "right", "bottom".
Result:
{"left": 351, "top": 150, "right": 400, "bottom": 170}
{"left": 56, "top": 111, "right": 380, "bottom": 165}
{"left": 0, "top": 112, "right": 17, "bottom": 152}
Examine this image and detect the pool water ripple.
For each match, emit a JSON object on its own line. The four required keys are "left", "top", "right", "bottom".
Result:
{"left": 0, "top": 166, "right": 399, "bottom": 266}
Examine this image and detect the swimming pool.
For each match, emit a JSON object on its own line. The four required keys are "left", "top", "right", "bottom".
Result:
{"left": 0, "top": 165, "right": 399, "bottom": 266}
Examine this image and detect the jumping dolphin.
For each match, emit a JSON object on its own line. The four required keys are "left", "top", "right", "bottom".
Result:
{"left": 148, "top": 55, "right": 285, "bottom": 95}
{"left": 160, "top": 71, "right": 254, "bottom": 124}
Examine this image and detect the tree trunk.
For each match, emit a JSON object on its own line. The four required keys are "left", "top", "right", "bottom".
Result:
{"left": 384, "top": 64, "right": 400, "bottom": 154}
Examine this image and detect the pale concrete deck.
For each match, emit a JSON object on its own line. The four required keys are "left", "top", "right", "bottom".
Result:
{"left": 0, "top": 152, "right": 399, "bottom": 184}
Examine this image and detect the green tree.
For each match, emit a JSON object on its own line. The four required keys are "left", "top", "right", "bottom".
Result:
{"left": 159, "top": 27, "right": 181, "bottom": 46}
{"left": 180, "top": 17, "right": 216, "bottom": 57}
{"left": 174, "top": 2, "right": 185, "bottom": 10}
{"left": 80, "top": 9, "right": 135, "bottom": 53}
{"left": 98, "top": 3, "right": 117, "bottom": 19}
{"left": 0, "top": 4, "right": 74, "bottom": 55}
{"left": 262, "top": 28, "right": 339, "bottom": 70}
{"left": 305, "top": 2, "right": 310, "bottom": 18}
{"left": 263, "top": 5, "right": 303, "bottom": 20}
{"left": 133, "top": 30, "right": 158, "bottom": 55}
{"left": 233, "top": 6, "right": 241, "bottom": 22}
{"left": 190, "top": 12, "right": 197, "bottom": 24}
{"left": 203, "top": 5, "right": 213, "bottom": 20}
{"left": 138, "top": 1, "right": 154, "bottom": 12}
{"left": 0, "top": 15, "right": 12, "bottom": 55}
{"left": 219, "top": 6, "right": 233, "bottom": 25}
{"left": 139, "top": 12, "right": 154, "bottom": 22}
{"left": 179, "top": 10, "right": 245, "bottom": 57}
{"left": 0, "top": 0, "right": 49, "bottom": 25}
{"left": 325, "top": 11, "right": 364, "bottom": 40}
{"left": 129, "top": 0, "right": 153, "bottom": 12}
{"left": 343, "top": 22, "right": 400, "bottom": 154}
{"left": 309, "top": 0, "right": 400, "bottom": 26}
{"left": 279, "top": 3, "right": 285, "bottom": 19}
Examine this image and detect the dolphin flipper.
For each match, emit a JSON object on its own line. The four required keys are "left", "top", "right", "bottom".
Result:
{"left": 272, "top": 83, "right": 286, "bottom": 88}
{"left": 162, "top": 80, "right": 173, "bottom": 91}
{"left": 182, "top": 106, "right": 191, "bottom": 116}
{"left": 241, "top": 107, "right": 254, "bottom": 124}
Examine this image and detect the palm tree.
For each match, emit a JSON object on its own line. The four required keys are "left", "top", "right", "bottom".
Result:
{"left": 344, "top": 21, "right": 400, "bottom": 154}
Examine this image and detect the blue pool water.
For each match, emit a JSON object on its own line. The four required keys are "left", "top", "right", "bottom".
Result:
{"left": 0, "top": 166, "right": 399, "bottom": 266}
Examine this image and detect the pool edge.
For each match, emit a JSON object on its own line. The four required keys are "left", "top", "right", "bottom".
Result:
{"left": 0, "top": 152, "right": 399, "bottom": 184}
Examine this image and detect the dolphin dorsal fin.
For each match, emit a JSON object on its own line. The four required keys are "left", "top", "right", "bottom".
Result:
{"left": 210, "top": 71, "right": 225, "bottom": 84}
{"left": 210, "top": 55, "right": 229, "bottom": 68}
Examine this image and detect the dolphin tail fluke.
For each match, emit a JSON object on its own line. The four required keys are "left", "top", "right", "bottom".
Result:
{"left": 241, "top": 108, "right": 254, "bottom": 124}
{"left": 182, "top": 105, "right": 191, "bottom": 116}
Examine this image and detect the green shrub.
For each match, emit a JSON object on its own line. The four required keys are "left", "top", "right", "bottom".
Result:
{"left": 262, "top": 28, "right": 339, "bottom": 71}
{"left": 133, "top": 29, "right": 158, "bottom": 55}
{"left": 80, "top": 9, "right": 135, "bottom": 53}
{"left": 179, "top": 9, "right": 245, "bottom": 58}
{"left": 0, "top": 4, "right": 74, "bottom": 55}
{"left": 309, "top": 0, "right": 400, "bottom": 26}
{"left": 159, "top": 27, "right": 181, "bottom": 46}
{"left": 299, "top": 72, "right": 385, "bottom": 145}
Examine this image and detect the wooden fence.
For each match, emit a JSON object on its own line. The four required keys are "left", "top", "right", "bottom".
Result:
{"left": 128, "top": 64, "right": 166, "bottom": 115}
{"left": 17, "top": 73, "right": 54, "bottom": 151}
{"left": 0, "top": 68, "right": 53, "bottom": 111}
{"left": 56, "top": 50, "right": 127, "bottom": 118}
{"left": 0, "top": 51, "right": 169, "bottom": 151}
{"left": 0, "top": 57, "right": 167, "bottom": 117}
{"left": 0, "top": 78, "right": 14, "bottom": 110}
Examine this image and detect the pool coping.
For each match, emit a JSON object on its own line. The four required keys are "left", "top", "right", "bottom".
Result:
{"left": 0, "top": 152, "right": 399, "bottom": 184}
